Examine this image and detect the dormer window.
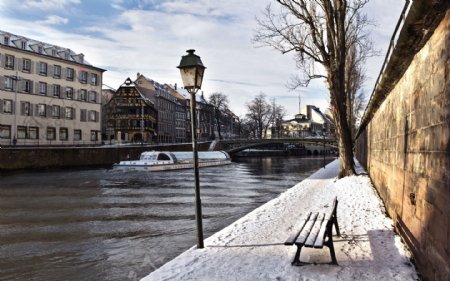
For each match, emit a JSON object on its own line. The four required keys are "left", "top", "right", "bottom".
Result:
{"left": 21, "top": 41, "right": 26, "bottom": 49}
{"left": 38, "top": 46, "right": 43, "bottom": 53}
{"left": 52, "top": 49, "right": 57, "bottom": 56}
{"left": 65, "top": 52, "right": 69, "bottom": 60}
{"left": 4, "top": 36, "right": 9, "bottom": 45}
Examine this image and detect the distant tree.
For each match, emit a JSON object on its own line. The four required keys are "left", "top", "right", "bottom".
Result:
{"left": 245, "top": 93, "right": 272, "bottom": 139}
{"left": 254, "top": 0, "right": 374, "bottom": 178}
{"left": 209, "top": 92, "right": 229, "bottom": 140}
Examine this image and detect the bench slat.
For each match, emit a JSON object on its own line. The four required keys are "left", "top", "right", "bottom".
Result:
{"left": 295, "top": 212, "right": 318, "bottom": 245}
{"left": 325, "top": 197, "right": 337, "bottom": 220}
{"left": 313, "top": 218, "right": 330, "bottom": 248}
{"left": 305, "top": 213, "right": 325, "bottom": 247}
{"left": 284, "top": 212, "right": 312, "bottom": 245}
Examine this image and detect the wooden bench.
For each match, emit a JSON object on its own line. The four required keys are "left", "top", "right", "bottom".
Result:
{"left": 284, "top": 197, "right": 340, "bottom": 266}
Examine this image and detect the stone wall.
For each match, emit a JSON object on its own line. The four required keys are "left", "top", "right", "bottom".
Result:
{"left": 0, "top": 142, "right": 211, "bottom": 170}
{"left": 356, "top": 12, "right": 449, "bottom": 281}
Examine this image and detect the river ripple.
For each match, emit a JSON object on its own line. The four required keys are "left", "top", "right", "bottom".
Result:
{"left": 0, "top": 156, "right": 334, "bottom": 281}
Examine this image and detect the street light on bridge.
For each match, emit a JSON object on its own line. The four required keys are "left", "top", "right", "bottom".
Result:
{"left": 177, "top": 49, "right": 206, "bottom": 249}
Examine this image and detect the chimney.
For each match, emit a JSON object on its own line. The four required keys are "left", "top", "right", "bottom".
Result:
{"left": 174, "top": 83, "right": 177, "bottom": 90}
{"left": 137, "top": 72, "right": 140, "bottom": 78}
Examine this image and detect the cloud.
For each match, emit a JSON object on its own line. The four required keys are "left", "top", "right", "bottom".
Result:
{"left": 23, "top": 0, "right": 81, "bottom": 10}
{"left": 37, "top": 15, "right": 69, "bottom": 25}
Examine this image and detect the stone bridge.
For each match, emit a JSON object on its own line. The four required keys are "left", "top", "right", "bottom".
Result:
{"left": 213, "top": 138, "right": 338, "bottom": 154}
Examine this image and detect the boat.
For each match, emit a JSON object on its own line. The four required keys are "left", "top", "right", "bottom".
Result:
{"left": 113, "top": 150, "right": 232, "bottom": 171}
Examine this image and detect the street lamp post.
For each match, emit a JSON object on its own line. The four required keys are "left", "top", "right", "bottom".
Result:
{"left": 177, "top": 49, "right": 206, "bottom": 249}
{"left": 9, "top": 72, "right": 21, "bottom": 147}
{"left": 141, "top": 102, "right": 144, "bottom": 145}
{"left": 323, "top": 127, "right": 326, "bottom": 169}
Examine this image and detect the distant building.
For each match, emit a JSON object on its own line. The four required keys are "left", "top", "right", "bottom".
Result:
{"left": 135, "top": 74, "right": 179, "bottom": 143}
{"left": 0, "top": 30, "right": 105, "bottom": 146}
{"left": 103, "top": 78, "right": 157, "bottom": 143}
{"left": 279, "top": 105, "right": 335, "bottom": 138}
{"left": 166, "top": 84, "right": 214, "bottom": 142}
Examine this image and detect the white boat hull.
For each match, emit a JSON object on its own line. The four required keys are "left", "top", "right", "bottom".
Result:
{"left": 114, "top": 159, "right": 232, "bottom": 171}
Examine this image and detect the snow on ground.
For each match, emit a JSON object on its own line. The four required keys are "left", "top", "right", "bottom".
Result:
{"left": 141, "top": 159, "right": 418, "bottom": 281}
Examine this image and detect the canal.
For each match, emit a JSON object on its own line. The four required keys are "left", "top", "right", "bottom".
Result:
{"left": 0, "top": 156, "right": 335, "bottom": 281}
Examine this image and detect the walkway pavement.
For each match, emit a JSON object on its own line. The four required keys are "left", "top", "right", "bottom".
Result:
{"left": 141, "top": 160, "right": 418, "bottom": 281}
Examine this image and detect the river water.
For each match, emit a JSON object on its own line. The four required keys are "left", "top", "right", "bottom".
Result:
{"left": 0, "top": 156, "right": 334, "bottom": 281}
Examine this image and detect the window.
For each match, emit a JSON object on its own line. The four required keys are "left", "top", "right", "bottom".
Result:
{"left": 39, "top": 82, "right": 47, "bottom": 95}
{"left": 21, "top": 102, "right": 31, "bottom": 116}
{"left": 5, "top": 55, "right": 14, "bottom": 69}
{"left": 59, "top": 128, "right": 68, "bottom": 141}
{"left": 80, "top": 71, "right": 87, "bottom": 83}
{"left": 65, "top": 107, "right": 73, "bottom": 119}
{"left": 17, "top": 126, "right": 27, "bottom": 139}
{"left": 80, "top": 109, "right": 87, "bottom": 122}
{"left": 91, "top": 73, "right": 98, "bottom": 85}
{"left": 5, "top": 77, "right": 13, "bottom": 90}
{"left": 53, "top": 65, "right": 61, "bottom": 78}
{"left": 88, "top": 91, "right": 97, "bottom": 103}
{"left": 3, "top": 37, "right": 9, "bottom": 45}
{"left": 38, "top": 46, "right": 43, "bottom": 53}
{"left": 53, "top": 85, "right": 60, "bottom": 97}
{"left": 90, "top": 130, "right": 98, "bottom": 141}
{"left": 37, "top": 104, "right": 46, "bottom": 116}
{"left": 21, "top": 80, "right": 31, "bottom": 93}
{"left": 46, "top": 127, "right": 56, "bottom": 140}
{"left": 21, "top": 41, "right": 26, "bottom": 49}
{"left": 29, "top": 127, "right": 39, "bottom": 139}
{"left": 0, "top": 125, "right": 11, "bottom": 139}
{"left": 3, "top": 100, "right": 12, "bottom": 113}
{"left": 66, "top": 68, "right": 74, "bottom": 81}
{"left": 22, "top": 58, "right": 31, "bottom": 72}
{"left": 39, "top": 62, "right": 47, "bottom": 75}
{"left": 51, "top": 105, "right": 60, "bottom": 118}
{"left": 80, "top": 89, "right": 87, "bottom": 101}
{"left": 51, "top": 49, "right": 57, "bottom": 56}
{"left": 65, "top": 87, "right": 73, "bottom": 99}
{"left": 74, "top": 130, "right": 82, "bottom": 141}
{"left": 89, "top": 110, "right": 98, "bottom": 122}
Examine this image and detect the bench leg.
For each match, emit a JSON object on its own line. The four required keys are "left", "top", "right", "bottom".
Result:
{"left": 333, "top": 216, "right": 341, "bottom": 237}
{"left": 292, "top": 244, "right": 305, "bottom": 266}
{"left": 326, "top": 227, "right": 338, "bottom": 265}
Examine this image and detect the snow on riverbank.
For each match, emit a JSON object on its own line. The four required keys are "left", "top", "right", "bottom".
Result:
{"left": 141, "top": 159, "right": 418, "bottom": 281}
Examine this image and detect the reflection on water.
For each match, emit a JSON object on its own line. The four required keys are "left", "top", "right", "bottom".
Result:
{"left": 0, "top": 156, "right": 334, "bottom": 281}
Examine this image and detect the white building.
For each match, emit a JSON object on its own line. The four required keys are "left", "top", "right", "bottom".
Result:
{"left": 0, "top": 30, "right": 105, "bottom": 146}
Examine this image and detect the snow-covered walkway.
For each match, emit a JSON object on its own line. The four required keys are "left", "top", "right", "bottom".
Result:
{"left": 141, "top": 160, "right": 418, "bottom": 281}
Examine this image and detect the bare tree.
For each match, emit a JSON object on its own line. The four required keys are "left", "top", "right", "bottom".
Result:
{"left": 245, "top": 93, "right": 272, "bottom": 139}
{"left": 209, "top": 92, "right": 229, "bottom": 140}
{"left": 270, "top": 99, "right": 287, "bottom": 138}
{"left": 254, "top": 0, "right": 374, "bottom": 177}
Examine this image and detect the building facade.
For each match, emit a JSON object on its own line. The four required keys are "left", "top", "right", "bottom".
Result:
{"left": 104, "top": 78, "right": 157, "bottom": 143}
{"left": 135, "top": 74, "right": 178, "bottom": 143}
{"left": 0, "top": 30, "right": 104, "bottom": 146}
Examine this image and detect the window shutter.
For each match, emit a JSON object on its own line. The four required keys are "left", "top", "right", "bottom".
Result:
{"left": 95, "top": 111, "right": 99, "bottom": 122}
{"left": 48, "top": 65, "right": 54, "bottom": 77}
{"left": 61, "top": 107, "right": 66, "bottom": 119}
{"left": 29, "top": 103, "right": 34, "bottom": 116}
{"left": 62, "top": 68, "right": 66, "bottom": 79}
{"left": 74, "top": 89, "right": 79, "bottom": 100}
{"left": 20, "top": 101, "right": 25, "bottom": 115}
{"left": 0, "top": 76, "right": 4, "bottom": 90}
{"left": 46, "top": 105, "right": 51, "bottom": 117}
{"left": 29, "top": 81, "right": 33, "bottom": 94}
{"left": 47, "top": 85, "right": 53, "bottom": 97}
{"left": 0, "top": 99, "right": 3, "bottom": 113}
{"left": 35, "top": 104, "right": 39, "bottom": 115}
{"left": 11, "top": 101, "right": 15, "bottom": 114}
{"left": 72, "top": 107, "right": 76, "bottom": 120}
{"left": 1, "top": 55, "right": 5, "bottom": 68}
{"left": 18, "top": 58, "right": 23, "bottom": 71}
{"left": 30, "top": 61, "right": 34, "bottom": 74}
{"left": 61, "top": 87, "right": 66, "bottom": 99}
{"left": 34, "top": 82, "right": 39, "bottom": 94}
{"left": 14, "top": 57, "right": 19, "bottom": 70}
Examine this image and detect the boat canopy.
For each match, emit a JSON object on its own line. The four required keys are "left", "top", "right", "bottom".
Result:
{"left": 171, "top": 151, "right": 230, "bottom": 161}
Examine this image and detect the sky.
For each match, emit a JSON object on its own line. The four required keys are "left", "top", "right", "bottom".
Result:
{"left": 0, "top": 0, "right": 405, "bottom": 118}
